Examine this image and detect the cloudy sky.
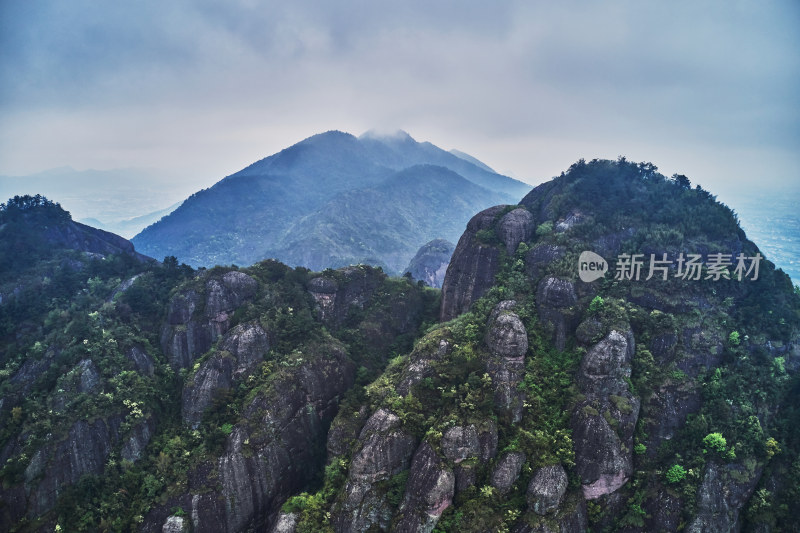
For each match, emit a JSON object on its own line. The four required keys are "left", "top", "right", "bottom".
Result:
{"left": 1, "top": 0, "right": 798, "bottom": 198}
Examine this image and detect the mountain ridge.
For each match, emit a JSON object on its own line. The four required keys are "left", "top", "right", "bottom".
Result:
{"left": 132, "top": 130, "right": 529, "bottom": 271}
{"left": 1, "top": 159, "right": 799, "bottom": 531}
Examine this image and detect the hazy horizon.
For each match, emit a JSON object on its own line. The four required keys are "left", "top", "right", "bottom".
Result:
{"left": 1, "top": 1, "right": 798, "bottom": 193}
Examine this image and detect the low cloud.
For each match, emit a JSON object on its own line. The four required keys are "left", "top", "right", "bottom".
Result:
{"left": 1, "top": 0, "right": 797, "bottom": 195}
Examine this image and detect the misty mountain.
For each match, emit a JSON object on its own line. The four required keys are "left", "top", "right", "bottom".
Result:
{"left": 273, "top": 165, "right": 501, "bottom": 273}
{"left": 449, "top": 148, "right": 496, "bottom": 172}
{"left": 132, "top": 130, "right": 530, "bottom": 271}
{"left": 79, "top": 202, "right": 182, "bottom": 239}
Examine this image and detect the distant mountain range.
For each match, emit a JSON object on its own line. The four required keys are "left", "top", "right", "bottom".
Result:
{"left": 132, "top": 130, "right": 530, "bottom": 272}
{"left": 79, "top": 202, "right": 182, "bottom": 239}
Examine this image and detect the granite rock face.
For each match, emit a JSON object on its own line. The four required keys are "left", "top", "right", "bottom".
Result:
{"left": 161, "top": 270, "right": 258, "bottom": 369}
{"left": 440, "top": 205, "right": 509, "bottom": 321}
{"left": 527, "top": 465, "right": 568, "bottom": 515}
{"left": 497, "top": 207, "right": 535, "bottom": 255}
{"left": 21, "top": 416, "right": 123, "bottom": 518}
{"left": 486, "top": 301, "right": 529, "bottom": 423}
{"left": 394, "top": 442, "right": 455, "bottom": 533}
{"left": 333, "top": 409, "right": 418, "bottom": 533}
{"left": 269, "top": 512, "right": 297, "bottom": 533}
{"left": 307, "top": 266, "right": 384, "bottom": 329}
{"left": 149, "top": 346, "right": 356, "bottom": 533}
{"left": 42, "top": 219, "right": 153, "bottom": 262}
{"left": 490, "top": 451, "right": 526, "bottom": 495}
{"left": 441, "top": 425, "right": 480, "bottom": 463}
{"left": 121, "top": 416, "right": 156, "bottom": 463}
{"left": 182, "top": 322, "right": 270, "bottom": 428}
{"left": 404, "top": 239, "right": 455, "bottom": 289}
{"left": 126, "top": 345, "right": 156, "bottom": 376}
{"left": 536, "top": 276, "right": 579, "bottom": 351}
{"left": 571, "top": 330, "right": 640, "bottom": 500}
{"left": 397, "top": 337, "right": 452, "bottom": 396}
{"left": 512, "top": 496, "right": 589, "bottom": 533}
{"left": 525, "top": 244, "right": 566, "bottom": 280}
{"left": 686, "top": 462, "right": 763, "bottom": 533}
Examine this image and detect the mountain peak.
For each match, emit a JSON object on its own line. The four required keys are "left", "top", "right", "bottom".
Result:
{"left": 358, "top": 128, "right": 415, "bottom": 143}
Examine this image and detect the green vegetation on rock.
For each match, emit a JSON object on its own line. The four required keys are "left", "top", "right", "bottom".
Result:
{"left": 3, "top": 153, "right": 800, "bottom": 533}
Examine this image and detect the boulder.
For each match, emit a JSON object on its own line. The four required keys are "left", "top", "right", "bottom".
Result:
{"left": 527, "top": 465, "right": 568, "bottom": 515}
{"left": 497, "top": 208, "right": 535, "bottom": 254}
{"left": 441, "top": 425, "right": 480, "bottom": 463}
{"left": 490, "top": 451, "right": 526, "bottom": 495}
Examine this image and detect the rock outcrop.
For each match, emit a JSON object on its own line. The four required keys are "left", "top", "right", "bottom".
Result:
{"left": 121, "top": 416, "right": 156, "bottom": 463}
{"left": 126, "top": 344, "right": 156, "bottom": 376}
{"left": 333, "top": 409, "right": 418, "bottom": 532}
{"left": 571, "top": 330, "right": 639, "bottom": 500}
{"left": 182, "top": 322, "right": 270, "bottom": 428}
{"left": 161, "top": 270, "right": 258, "bottom": 369}
{"left": 524, "top": 243, "right": 566, "bottom": 280}
{"left": 440, "top": 205, "right": 509, "bottom": 321}
{"left": 497, "top": 208, "right": 535, "bottom": 255}
{"left": 307, "top": 266, "right": 384, "bottom": 329}
{"left": 147, "top": 345, "right": 355, "bottom": 533}
{"left": 394, "top": 442, "right": 455, "bottom": 533}
{"left": 490, "top": 451, "right": 526, "bottom": 495}
{"left": 404, "top": 239, "right": 455, "bottom": 289}
{"left": 527, "top": 464, "right": 568, "bottom": 515}
{"left": 536, "top": 276, "right": 580, "bottom": 351}
{"left": 270, "top": 513, "right": 298, "bottom": 533}
{"left": 43, "top": 220, "right": 153, "bottom": 262}
{"left": 513, "top": 495, "right": 589, "bottom": 533}
{"left": 397, "top": 337, "right": 452, "bottom": 396}
{"left": 486, "top": 301, "right": 529, "bottom": 423}
{"left": 22, "top": 416, "right": 122, "bottom": 518}
{"left": 686, "top": 461, "right": 763, "bottom": 533}
{"left": 441, "top": 425, "right": 480, "bottom": 463}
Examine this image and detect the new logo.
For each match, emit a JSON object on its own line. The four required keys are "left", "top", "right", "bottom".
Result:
{"left": 578, "top": 251, "right": 608, "bottom": 282}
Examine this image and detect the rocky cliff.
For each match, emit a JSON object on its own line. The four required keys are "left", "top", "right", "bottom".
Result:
{"left": 275, "top": 158, "right": 800, "bottom": 532}
{"left": 0, "top": 243, "right": 437, "bottom": 532}
{"left": 3, "top": 160, "right": 800, "bottom": 532}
